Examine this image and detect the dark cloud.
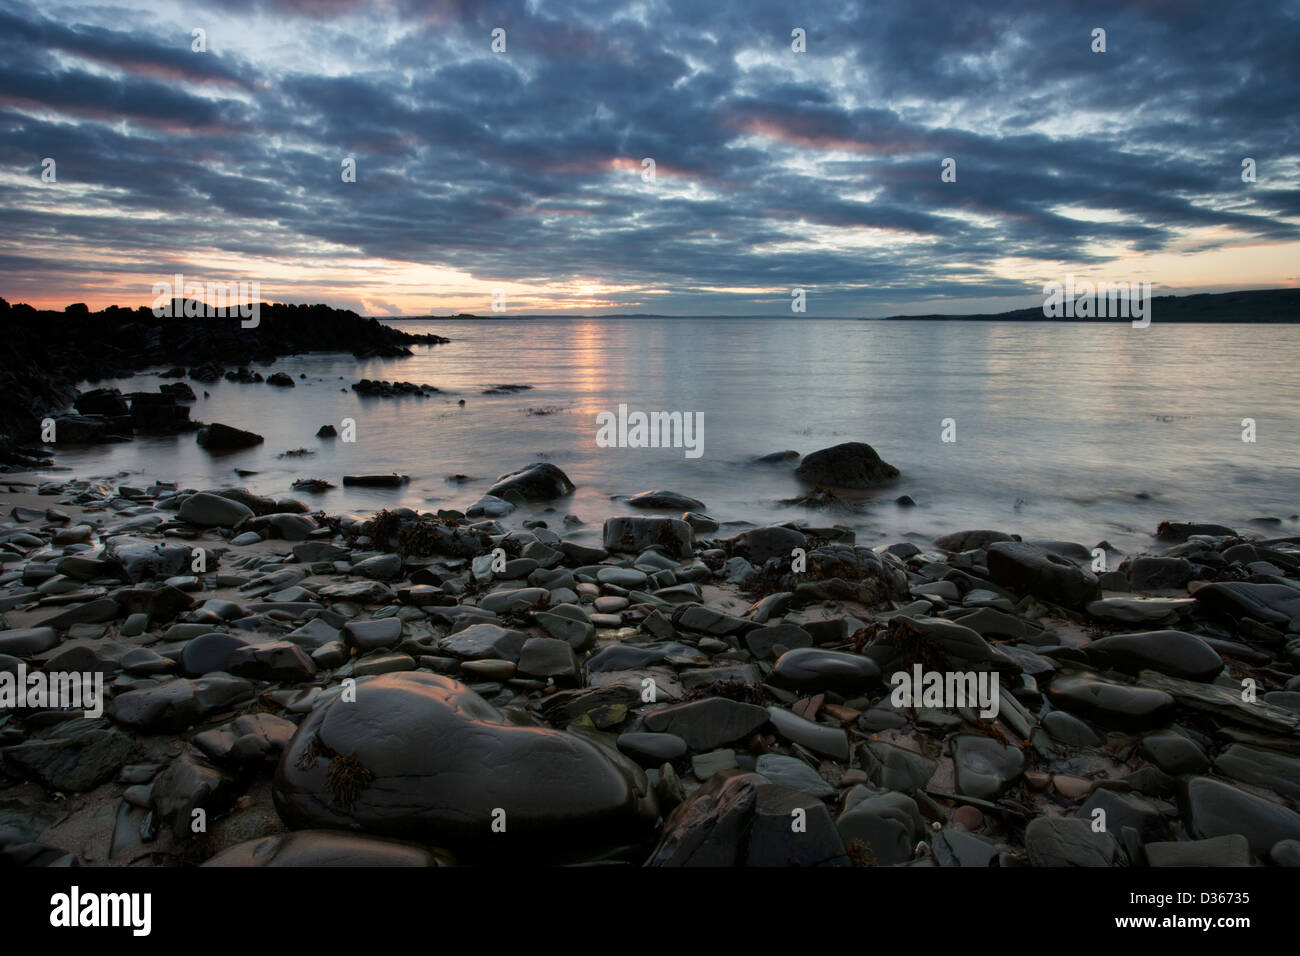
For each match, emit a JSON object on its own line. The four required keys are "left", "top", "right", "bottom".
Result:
{"left": 0, "top": 0, "right": 1296, "bottom": 313}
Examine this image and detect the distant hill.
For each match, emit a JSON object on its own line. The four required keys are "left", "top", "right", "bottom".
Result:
{"left": 875, "top": 288, "right": 1300, "bottom": 322}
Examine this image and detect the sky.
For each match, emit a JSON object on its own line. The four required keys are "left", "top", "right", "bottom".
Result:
{"left": 1, "top": 0, "right": 1298, "bottom": 317}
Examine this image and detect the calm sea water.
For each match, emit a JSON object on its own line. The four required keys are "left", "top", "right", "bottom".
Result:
{"left": 45, "top": 319, "right": 1300, "bottom": 552}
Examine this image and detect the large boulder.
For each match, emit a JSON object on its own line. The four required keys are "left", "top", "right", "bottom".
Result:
{"left": 794, "top": 442, "right": 899, "bottom": 489}
{"left": 487, "top": 463, "right": 575, "bottom": 501}
{"left": 273, "top": 672, "right": 655, "bottom": 861}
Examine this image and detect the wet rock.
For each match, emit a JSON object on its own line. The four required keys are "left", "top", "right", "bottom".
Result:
{"left": 627, "top": 490, "right": 705, "bottom": 510}
{"left": 1194, "top": 582, "right": 1300, "bottom": 630}
{"left": 771, "top": 647, "right": 881, "bottom": 693}
{"left": 273, "top": 672, "right": 654, "bottom": 861}
{"left": 227, "top": 641, "right": 318, "bottom": 682}
{"left": 766, "top": 705, "right": 849, "bottom": 759}
{"left": 794, "top": 442, "right": 899, "bottom": 489}
{"left": 1181, "top": 776, "right": 1300, "bottom": 857}
{"left": 152, "top": 751, "right": 240, "bottom": 838}
{"left": 642, "top": 698, "right": 769, "bottom": 751}
{"left": 754, "top": 754, "right": 834, "bottom": 798}
{"left": 1214, "top": 745, "right": 1300, "bottom": 800}
{"left": 196, "top": 423, "right": 264, "bottom": 450}
{"left": 745, "top": 623, "right": 813, "bottom": 659}
{"left": 343, "top": 617, "right": 402, "bottom": 651}
{"left": 180, "top": 632, "right": 253, "bottom": 676}
{"left": 1128, "top": 556, "right": 1194, "bottom": 591}
{"left": 1138, "top": 729, "right": 1209, "bottom": 775}
{"left": 0, "top": 627, "right": 58, "bottom": 657}
{"left": 1024, "top": 816, "right": 1125, "bottom": 866}
{"left": 935, "top": 530, "right": 1014, "bottom": 551}
{"left": 487, "top": 463, "right": 575, "bottom": 501}
{"left": 616, "top": 732, "right": 688, "bottom": 766}
{"left": 727, "top": 526, "right": 808, "bottom": 564}
{"left": 1047, "top": 674, "right": 1176, "bottom": 731}
{"left": 193, "top": 713, "right": 297, "bottom": 766}
{"left": 952, "top": 735, "right": 1024, "bottom": 799}
{"left": 178, "top": 492, "right": 254, "bottom": 527}
{"left": 603, "top": 515, "right": 693, "bottom": 559}
{"left": 3, "top": 722, "right": 133, "bottom": 792}
{"left": 648, "top": 770, "right": 846, "bottom": 866}
{"left": 1085, "top": 630, "right": 1223, "bottom": 682}
{"left": 987, "top": 541, "right": 1101, "bottom": 610}
{"left": 836, "top": 787, "right": 925, "bottom": 865}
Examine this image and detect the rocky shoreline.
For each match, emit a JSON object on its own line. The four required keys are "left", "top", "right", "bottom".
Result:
{"left": 1, "top": 461, "right": 1299, "bottom": 868}
{"left": 0, "top": 299, "right": 447, "bottom": 456}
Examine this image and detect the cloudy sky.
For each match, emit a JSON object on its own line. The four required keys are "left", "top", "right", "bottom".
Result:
{"left": 2, "top": 0, "right": 1298, "bottom": 316}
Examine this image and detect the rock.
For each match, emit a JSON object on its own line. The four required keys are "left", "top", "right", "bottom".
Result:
{"left": 266, "top": 372, "right": 295, "bottom": 387}
{"left": 227, "top": 641, "right": 318, "bottom": 682}
{"left": 466, "top": 495, "right": 515, "bottom": 518}
{"left": 1193, "top": 582, "right": 1300, "bottom": 630}
{"left": 1135, "top": 670, "right": 1300, "bottom": 734}
{"left": 627, "top": 490, "right": 705, "bottom": 510}
{"left": 204, "top": 830, "right": 453, "bottom": 866}
{"left": 616, "top": 733, "right": 688, "bottom": 766}
{"left": 0, "top": 627, "right": 58, "bottom": 657}
{"left": 1214, "top": 745, "right": 1300, "bottom": 800}
{"left": 3, "top": 722, "right": 133, "bottom": 791}
{"left": 861, "top": 740, "right": 938, "bottom": 793}
{"left": 986, "top": 541, "right": 1101, "bottom": 609}
{"left": 771, "top": 647, "right": 880, "bottom": 693}
{"left": 1086, "top": 597, "right": 1195, "bottom": 625}
{"left": 766, "top": 705, "right": 849, "bottom": 759}
{"left": 745, "top": 623, "right": 813, "bottom": 659}
{"left": 196, "top": 423, "right": 264, "bottom": 450}
{"left": 353, "top": 554, "right": 403, "bottom": 581}
{"left": 673, "top": 604, "right": 754, "bottom": 638}
{"left": 178, "top": 492, "right": 254, "bottom": 527}
{"left": 1156, "top": 521, "right": 1235, "bottom": 542}
{"left": 180, "top": 632, "right": 253, "bottom": 676}
{"left": 727, "top": 525, "right": 807, "bottom": 564}
{"left": 934, "top": 530, "right": 1013, "bottom": 551}
{"left": 1024, "top": 816, "right": 1125, "bottom": 866}
{"left": 603, "top": 515, "right": 693, "bottom": 559}
{"left": 273, "top": 672, "right": 654, "bottom": 861}
{"left": 952, "top": 735, "right": 1024, "bottom": 799}
{"left": 517, "top": 637, "right": 579, "bottom": 681}
{"left": 1181, "top": 776, "right": 1300, "bottom": 858}
{"left": 152, "top": 752, "right": 240, "bottom": 838}
{"left": 1047, "top": 674, "right": 1176, "bottom": 731}
{"left": 1085, "top": 630, "right": 1223, "bottom": 682}
{"left": 1145, "top": 835, "right": 1253, "bottom": 867}
{"left": 648, "top": 770, "right": 846, "bottom": 866}
{"left": 754, "top": 754, "right": 834, "bottom": 798}
{"left": 487, "top": 463, "right": 575, "bottom": 501}
{"left": 642, "top": 698, "right": 769, "bottom": 751}
{"left": 343, "top": 617, "right": 402, "bottom": 651}
{"left": 193, "top": 713, "right": 297, "bottom": 765}
{"left": 39, "top": 598, "right": 121, "bottom": 630}
{"left": 1128, "top": 556, "right": 1194, "bottom": 591}
{"left": 794, "top": 442, "right": 899, "bottom": 488}
{"left": 437, "top": 623, "right": 530, "bottom": 662}
{"left": 836, "top": 787, "right": 926, "bottom": 865}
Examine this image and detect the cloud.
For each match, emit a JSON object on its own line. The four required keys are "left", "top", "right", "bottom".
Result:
{"left": 0, "top": 0, "right": 1297, "bottom": 313}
